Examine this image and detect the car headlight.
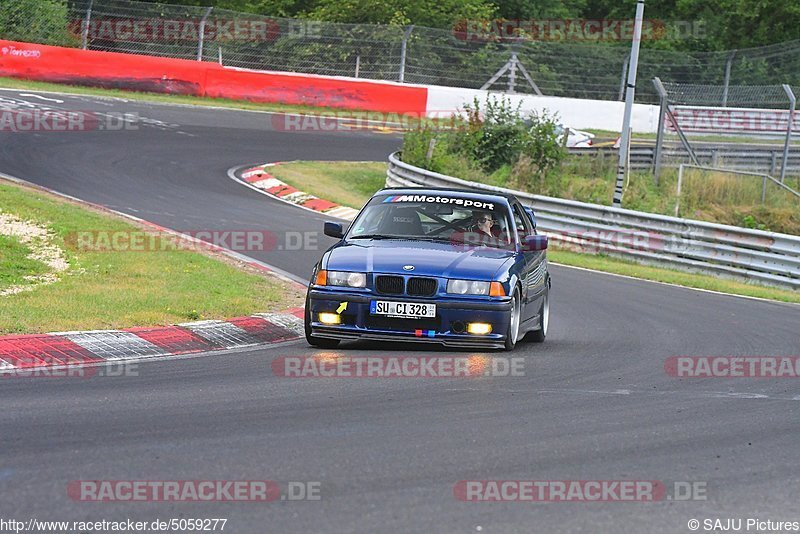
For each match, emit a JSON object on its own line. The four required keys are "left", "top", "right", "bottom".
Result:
{"left": 447, "top": 279, "right": 490, "bottom": 296}
{"left": 316, "top": 270, "right": 367, "bottom": 288}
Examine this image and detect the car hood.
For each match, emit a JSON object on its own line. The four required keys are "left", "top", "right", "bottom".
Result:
{"left": 325, "top": 239, "right": 515, "bottom": 280}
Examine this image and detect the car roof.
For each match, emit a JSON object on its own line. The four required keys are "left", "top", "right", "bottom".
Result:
{"left": 375, "top": 187, "right": 520, "bottom": 206}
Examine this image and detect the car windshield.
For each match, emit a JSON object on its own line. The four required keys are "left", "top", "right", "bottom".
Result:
{"left": 347, "top": 193, "right": 515, "bottom": 250}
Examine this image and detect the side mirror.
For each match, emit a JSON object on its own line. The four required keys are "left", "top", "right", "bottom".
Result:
{"left": 523, "top": 234, "right": 548, "bottom": 252}
{"left": 324, "top": 221, "right": 344, "bottom": 239}
{"left": 523, "top": 207, "right": 537, "bottom": 229}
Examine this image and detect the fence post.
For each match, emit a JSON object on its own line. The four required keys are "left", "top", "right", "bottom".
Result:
{"left": 675, "top": 164, "right": 684, "bottom": 217}
{"left": 398, "top": 25, "right": 414, "bottom": 82}
{"left": 80, "top": 0, "right": 94, "bottom": 50}
{"left": 618, "top": 53, "right": 630, "bottom": 101}
{"left": 425, "top": 138, "right": 437, "bottom": 164}
{"left": 218, "top": 46, "right": 223, "bottom": 65}
{"left": 196, "top": 7, "right": 213, "bottom": 61}
{"left": 780, "top": 84, "right": 796, "bottom": 183}
{"left": 508, "top": 52, "right": 518, "bottom": 93}
{"left": 654, "top": 81, "right": 700, "bottom": 167}
{"left": 721, "top": 50, "right": 736, "bottom": 107}
{"left": 355, "top": 54, "right": 361, "bottom": 78}
{"left": 652, "top": 77, "right": 668, "bottom": 182}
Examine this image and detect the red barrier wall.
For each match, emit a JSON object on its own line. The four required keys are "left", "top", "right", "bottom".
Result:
{"left": 0, "top": 40, "right": 428, "bottom": 114}
{"left": 203, "top": 67, "right": 427, "bottom": 113}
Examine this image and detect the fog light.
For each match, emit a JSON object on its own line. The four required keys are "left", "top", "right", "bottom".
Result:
{"left": 318, "top": 312, "right": 341, "bottom": 325}
{"left": 467, "top": 322, "right": 492, "bottom": 335}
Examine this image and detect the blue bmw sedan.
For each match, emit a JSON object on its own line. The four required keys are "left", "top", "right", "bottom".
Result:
{"left": 304, "top": 188, "right": 551, "bottom": 350}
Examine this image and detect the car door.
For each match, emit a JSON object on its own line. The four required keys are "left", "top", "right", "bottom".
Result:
{"left": 512, "top": 203, "right": 547, "bottom": 321}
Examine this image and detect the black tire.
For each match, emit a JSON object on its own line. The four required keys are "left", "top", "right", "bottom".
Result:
{"left": 525, "top": 289, "right": 549, "bottom": 343}
{"left": 503, "top": 288, "right": 522, "bottom": 351}
{"left": 304, "top": 298, "right": 340, "bottom": 349}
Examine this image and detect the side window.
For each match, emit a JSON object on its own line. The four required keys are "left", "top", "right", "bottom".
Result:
{"left": 512, "top": 204, "right": 533, "bottom": 241}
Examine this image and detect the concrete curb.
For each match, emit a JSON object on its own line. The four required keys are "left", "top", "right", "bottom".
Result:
{"left": 0, "top": 309, "right": 305, "bottom": 372}
{"left": 237, "top": 163, "right": 360, "bottom": 221}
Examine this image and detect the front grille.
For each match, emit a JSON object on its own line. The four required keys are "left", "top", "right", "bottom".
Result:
{"left": 366, "top": 315, "right": 441, "bottom": 332}
{"left": 376, "top": 275, "right": 404, "bottom": 295}
{"left": 407, "top": 277, "right": 437, "bottom": 297}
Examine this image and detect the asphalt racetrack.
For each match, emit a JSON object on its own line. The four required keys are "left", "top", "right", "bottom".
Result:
{"left": 1, "top": 88, "right": 799, "bottom": 533}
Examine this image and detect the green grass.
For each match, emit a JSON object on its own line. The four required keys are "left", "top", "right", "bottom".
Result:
{"left": 0, "top": 181, "right": 303, "bottom": 334}
{"left": 410, "top": 145, "right": 800, "bottom": 235}
{"left": 269, "top": 161, "right": 388, "bottom": 208}
{"left": 0, "top": 235, "right": 48, "bottom": 291}
{"left": 265, "top": 160, "right": 799, "bottom": 303}
{"left": 551, "top": 157, "right": 800, "bottom": 235}
{"left": 548, "top": 249, "right": 800, "bottom": 304}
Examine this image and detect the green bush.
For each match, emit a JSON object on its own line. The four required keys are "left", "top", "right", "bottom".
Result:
{"left": 516, "top": 109, "right": 566, "bottom": 188}
{"left": 402, "top": 96, "right": 565, "bottom": 185}
{"left": 0, "top": 0, "right": 73, "bottom": 46}
{"left": 463, "top": 97, "right": 529, "bottom": 173}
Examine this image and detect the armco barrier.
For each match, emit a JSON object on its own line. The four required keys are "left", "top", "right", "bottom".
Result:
{"left": 656, "top": 146, "right": 800, "bottom": 176}
{"left": 0, "top": 40, "right": 428, "bottom": 114}
{"left": 570, "top": 146, "right": 800, "bottom": 176}
{"left": 386, "top": 152, "right": 800, "bottom": 290}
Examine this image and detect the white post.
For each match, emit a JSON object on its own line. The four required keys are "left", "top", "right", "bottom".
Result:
{"left": 398, "top": 25, "right": 414, "bottom": 82}
{"left": 81, "top": 0, "right": 94, "bottom": 50}
{"left": 780, "top": 84, "right": 796, "bottom": 183}
{"left": 613, "top": 0, "right": 646, "bottom": 207}
{"left": 721, "top": 50, "right": 736, "bottom": 107}
{"left": 196, "top": 7, "right": 213, "bottom": 61}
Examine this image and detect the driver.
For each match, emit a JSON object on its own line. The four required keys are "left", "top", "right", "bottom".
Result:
{"left": 450, "top": 210, "right": 507, "bottom": 247}
{"left": 472, "top": 211, "right": 495, "bottom": 238}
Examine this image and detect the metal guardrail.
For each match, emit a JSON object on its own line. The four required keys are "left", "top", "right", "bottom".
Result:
{"left": 569, "top": 146, "right": 800, "bottom": 175}
{"left": 386, "top": 152, "right": 800, "bottom": 290}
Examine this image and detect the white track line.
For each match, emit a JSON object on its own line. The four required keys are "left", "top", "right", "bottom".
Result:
{"left": 18, "top": 93, "right": 64, "bottom": 103}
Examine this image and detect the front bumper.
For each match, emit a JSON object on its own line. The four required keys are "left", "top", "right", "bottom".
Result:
{"left": 307, "top": 289, "right": 512, "bottom": 349}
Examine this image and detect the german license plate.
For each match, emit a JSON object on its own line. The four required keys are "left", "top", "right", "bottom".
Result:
{"left": 370, "top": 300, "right": 436, "bottom": 319}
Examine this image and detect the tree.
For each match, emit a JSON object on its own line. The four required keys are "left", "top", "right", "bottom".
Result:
{"left": 0, "top": 0, "right": 72, "bottom": 46}
{"left": 305, "top": 0, "right": 496, "bottom": 27}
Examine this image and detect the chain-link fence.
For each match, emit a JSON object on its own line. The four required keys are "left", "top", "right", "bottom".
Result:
{"left": 3, "top": 0, "right": 800, "bottom": 104}
{"left": 649, "top": 79, "right": 799, "bottom": 180}
{"left": 661, "top": 81, "right": 800, "bottom": 110}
